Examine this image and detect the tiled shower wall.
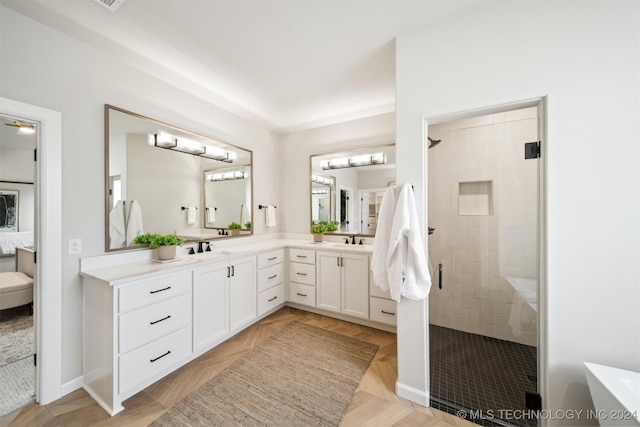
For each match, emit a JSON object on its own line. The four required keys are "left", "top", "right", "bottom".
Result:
{"left": 428, "top": 107, "right": 538, "bottom": 346}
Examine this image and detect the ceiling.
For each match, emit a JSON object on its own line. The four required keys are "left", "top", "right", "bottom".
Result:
{"left": 1, "top": 0, "right": 481, "bottom": 133}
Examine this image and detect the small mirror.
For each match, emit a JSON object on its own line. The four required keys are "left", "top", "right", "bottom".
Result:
{"left": 105, "top": 105, "right": 253, "bottom": 251}
{"left": 310, "top": 144, "right": 395, "bottom": 236}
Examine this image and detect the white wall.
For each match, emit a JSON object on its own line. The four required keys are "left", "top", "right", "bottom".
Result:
{"left": 0, "top": 6, "right": 279, "bottom": 386}
{"left": 396, "top": 1, "right": 639, "bottom": 424}
{"left": 279, "top": 113, "right": 395, "bottom": 234}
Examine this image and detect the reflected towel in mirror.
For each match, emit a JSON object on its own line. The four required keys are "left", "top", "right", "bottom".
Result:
{"left": 265, "top": 205, "right": 276, "bottom": 227}
{"left": 207, "top": 207, "right": 216, "bottom": 224}
{"left": 126, "top": 200, "right": 144, "bottom": 246}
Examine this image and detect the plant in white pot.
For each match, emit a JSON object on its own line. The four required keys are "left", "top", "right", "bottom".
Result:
{"left": 310, "top": 220, "right": 339, "bottom": 243}
{"left": 132, "top": 232, "right": 184, "bottom": 260}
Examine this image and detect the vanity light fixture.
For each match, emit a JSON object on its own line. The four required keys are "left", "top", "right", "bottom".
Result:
{"left": 321, "top": 152, "right": 386, "bottom": 170}
{"left": 206, "top": 170, "right": 247, "bottom": 181}
{"left": 311, "top": 174, "right": 333, "bottom": 185}
{"left": 148, "top": 131, "right": 236, "bottom": 162}
{"left": 4, "top": 120, "right": 36, "bottom": 135}
{"left": 312, "top": 188, "right": 329, "bottom": 195}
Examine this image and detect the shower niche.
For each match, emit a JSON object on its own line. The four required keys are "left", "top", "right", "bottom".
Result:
{"left": 458, "top": 180, "right": 493, "bottom": 216}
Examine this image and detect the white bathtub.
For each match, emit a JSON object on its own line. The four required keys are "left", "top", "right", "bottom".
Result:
{"left": 584, "top": 362, "right": 640, "bottom": 426}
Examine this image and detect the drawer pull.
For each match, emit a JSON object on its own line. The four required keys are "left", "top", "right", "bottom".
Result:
{"left": 149, "top": 286, "right": 171, "bottom": 294}
{"left": 150, "top": 350, "right": 171, "bottom": 363}
{"left": 268, "top": 256, "right": 277, "bottom": 261}
{"left": 296, "top": 255, "right": 307, "bottom": 258}
{"left": 296, "top": 272, "right": 307, "bottom": 276}
{"left": 268, "top": 274, "right": 278, "bottom": 280}
{"left": 268, "top": 296, "right": 278, "bottom": 302}
{"left": 296, "top": 292, "right": 307, "bottom": 297}
{"left": 381, "top": 310, "right": 396, "bottom": 316}
{"left": 150, "top": 315, "right": 171, "bottom": 325}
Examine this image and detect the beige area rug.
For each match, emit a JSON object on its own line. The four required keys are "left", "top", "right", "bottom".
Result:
{"left": 0, "top": 305, "right": 33, "bottom": 367}
{"left": 152, "top": 321, "right": 378, "bottom": 427}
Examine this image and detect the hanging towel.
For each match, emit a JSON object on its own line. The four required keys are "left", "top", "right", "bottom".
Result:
{"left": 240, "top": 204, "right": 249, "bottom": 226}
{"left": 186, "top": 207, "right": 197, "bottom": 225}
{"left": 371, "top": 185, "right": 397, "bottom": 292}
{"left": 109, "top": 201, "right": 126, "bottom": 249}
{"left": 265, "top": 205, "right": 277, "bottom": 227}
{"left": 387, "top": 183, "right": 431, "bottom": 302}
{"left": 126, "top": 200, "right": 144, "bottom": 246}
{"left": 207, "top": 207, "right": 216, "bottom": 224}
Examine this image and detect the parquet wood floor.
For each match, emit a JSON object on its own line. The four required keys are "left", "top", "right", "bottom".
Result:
{"left": 1, "top": 307, "right": 475, "bottom": 426}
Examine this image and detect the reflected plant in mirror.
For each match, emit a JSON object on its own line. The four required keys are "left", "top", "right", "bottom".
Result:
{"left": 105, "top": 105, "right": 253, "bottom": 252}
{"left": 309, "top": 144, "right": 395, "bottom": 237}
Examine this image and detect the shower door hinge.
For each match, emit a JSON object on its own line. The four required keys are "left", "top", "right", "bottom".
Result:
{"left": 524, "top": 141, "right": 541, "bottom": 159}
{"left": 525, "top": 391, "right": 542, "bottom": 411}
{"left": 33, "top": 353, "right": 37, "bottom": 366}
{"left": 34, "top": 148, "right": 37, "bottom": 162}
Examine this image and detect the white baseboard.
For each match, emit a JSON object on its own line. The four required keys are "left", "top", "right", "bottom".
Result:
{"left": 396, "top": 381, "right": 429, "bottom": 407}
{"left": 60, "top": 375, "right": 83, "bottom": 398}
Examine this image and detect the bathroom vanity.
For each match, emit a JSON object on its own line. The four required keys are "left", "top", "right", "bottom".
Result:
{"left": 80, "top": 239, "right": 394, "bottom": 416}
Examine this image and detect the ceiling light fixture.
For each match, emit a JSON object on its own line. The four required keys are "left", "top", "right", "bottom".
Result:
{"left": 321, "top": 152, "right": 385, "bottom": 170}
{"left": 5, "top": 120, "right": 36, "bottom": 135}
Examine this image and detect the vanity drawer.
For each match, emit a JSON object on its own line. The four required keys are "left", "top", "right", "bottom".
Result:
{"left": 289, "top": 282, "right": 316, "bottom": 307}
{"left": 257, "top": 249, "right": 284, "bottom": 269}
{"left": 119, "top": 325, "right": 191, "bottom": 394}
{"left": 257, "top": 263, "right": 284, "bottom": 293}
{"left": 289, "top": 248, "right": 315, "bottom": 265}
{"left": 119, "top": 292, "right": 192, "bottom": 355}
{"left": 119, "top": 271, "right": 191, "bottom": 313}
{"left": 290, "top": 262, "right": 315, "bottom": 286}
{"left": 369, "top": 297, "right": 397, "bottom": 326}
{"left": 257, "top": 283, "right": 285, "bottom": 316}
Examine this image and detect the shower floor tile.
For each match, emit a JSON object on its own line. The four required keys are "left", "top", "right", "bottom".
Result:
{"left": 429, "top": 324, "right": 537, "bottom": 427}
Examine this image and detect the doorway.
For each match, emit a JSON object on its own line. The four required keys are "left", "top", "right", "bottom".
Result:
{"left": 427, "top": 105, "right": 542, "bottom": 426}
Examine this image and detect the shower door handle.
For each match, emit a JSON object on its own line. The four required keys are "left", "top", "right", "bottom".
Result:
{"left": 438, "top": 263, "right": 443, "bottom": 289}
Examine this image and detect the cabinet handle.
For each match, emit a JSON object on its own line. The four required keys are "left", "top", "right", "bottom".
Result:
{"left": 296, "top": 292, "right": 307, "bottom": 297}
{"left": 150, "top": 286, "right": 171, "bottom": 294}
{"left": 340, "top": 257, "right": 344, "bottom": 267}
{"left": 381, "top": 310, "right": 396, "bottom": 316}
{"left": 268, "top": 296, "right": 278, "bottom": 302}
{"left": 337, "top": 256, "right": 340, "bottom": 267}
{"left": 231, "top": 265, "right": 235, "bottom": 277}
{"left": 296, "top": 255, "right": 307, "bottom": 258}
{"left": 150, "top": 350, "right": 171, "bottom": 363}
{"left": 227, "top": 266, "right": 230, "bottom": 278}
{"left": 296, "top": 272, "right": 307, "bottom": 276}
{"left": 268, "top": 256, "right": 277, "bottom": 261}
{"left": 268, "top": 274, "right": 278, "bottom": 279}
{"left": 150, "top": 315, "right": 171, "bottom": 325}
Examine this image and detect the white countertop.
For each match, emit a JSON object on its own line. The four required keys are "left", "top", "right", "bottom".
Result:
{"left": 80, "top": 237, "right": 373, "bottom": 285}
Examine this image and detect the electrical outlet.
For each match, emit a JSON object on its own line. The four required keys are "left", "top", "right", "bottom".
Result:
{"left": 68, "top": 238, "right": 82, "bottom": 255}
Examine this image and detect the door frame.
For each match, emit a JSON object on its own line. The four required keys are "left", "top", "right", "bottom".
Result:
{"left": 422, "top": 96, "right": 547, "bottom": 409}
{"left": 0, "top": 96, "right": 63, "bottom": 405}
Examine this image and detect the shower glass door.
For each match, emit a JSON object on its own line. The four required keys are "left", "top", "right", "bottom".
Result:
{"left": 427, "top": 107, "right": 540, "bottom": 427}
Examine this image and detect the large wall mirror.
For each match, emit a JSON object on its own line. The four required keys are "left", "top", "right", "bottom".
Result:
{"left": 105, "top": 105, "right": 253, "bottom": 251}
{"left": 310, "top": 144, "right": 395, "bottom": 237}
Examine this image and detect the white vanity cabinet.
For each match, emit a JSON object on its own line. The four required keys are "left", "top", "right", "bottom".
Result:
{"left": 288, "top": 248, "right": 316, "bottom": 307}
{"left": 227, "top": 255, "right": 257, "bottom": 332}
{"left": 83, "top": 270, "right": 193, "bottom": 416}
{"left": 193, "top": 262, "right": 230, "bottom": 353}
{"left": 256, "top": 249, "right": 285, "bottom": 315}
{"left": 369, "top": 269, "right": 397, "bottom": 327}
{"left": 316, "top": 251, "right": 369, "bottom": 319}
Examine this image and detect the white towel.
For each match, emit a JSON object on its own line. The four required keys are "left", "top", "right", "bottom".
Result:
{"left": 109, "top": 201, "right": 126, "bottom": 249}
{"left": 240, "top": 204, "right": 249, "bottom": 226}
{"left": 207, "top": 207, "right": 216, "bottom": 224}
{"left": 265, "top": 205, "right": 276, "bottom": 227}
{"left": 371, "top": 185, "right": 397, "bottom": 292}
{"left": 387, "top": 183, "right": 431, "bottom": 302}
{"left": 186, "top": 207, "right": 197, "bottom": 225}
{"left": 126, "top": 200, "right": 144, "bottom": 246}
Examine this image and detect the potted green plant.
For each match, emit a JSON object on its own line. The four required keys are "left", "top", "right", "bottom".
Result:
{"left": 228, "top": 222, "right": 242, "bottom": 236}
{"left": 244, "top": 221, "right": 251, "bottom": 230}
{"left": 310, "top": 220, "right": 339, "bottom": 242}
{"left": 132, "top": 232, "right": 184, "bottom": 260}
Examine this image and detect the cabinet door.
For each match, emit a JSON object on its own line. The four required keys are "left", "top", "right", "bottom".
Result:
{"left": 316, "top": 251, "right": 341, "bottom": 313}
{"left": 229, "top": 256, "right": 257, "bottom": 331}
{"left": 341, "top": 253, "right": 369, "bottom": 319}
{"left": 193, "top": 262, "right": 229, "bottom": 352}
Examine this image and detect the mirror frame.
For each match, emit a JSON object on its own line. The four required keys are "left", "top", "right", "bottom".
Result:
{"left": 309, "top": 143, "right": 395, "bottom": 238}
{"left": 104, "top": 104, "right": 254, "bottom": 252}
